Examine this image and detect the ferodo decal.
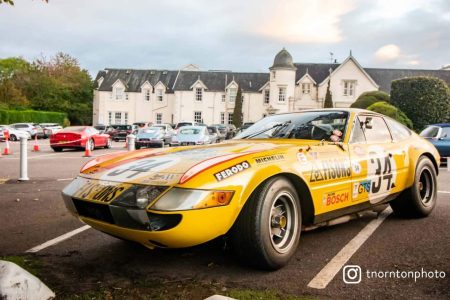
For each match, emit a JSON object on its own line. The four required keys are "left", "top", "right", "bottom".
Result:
{"left": 367, "top": 146, "right": 397, "bottom": 203}
{"left": 254, "top": 154, "right": 285, "bottom": 164}
{"left": 323, "top": 190, "right": 350, "bottom": 206}
{"left": 214, "top": 161, "right": 250, "bottom": 181}
{"left": 100, "top": 157, "right": 180, "bottom": 181}
{"left": 74, "top": 182, "right": 131, "bottom": 203}
{"left": 310, "top": 159, "right": 351, "bottom": 182}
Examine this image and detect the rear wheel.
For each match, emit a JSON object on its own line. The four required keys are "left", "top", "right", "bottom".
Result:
{"left": 51, "top": 147, "right": 63, "bottom": 152}
{"left": 230, "top": 176, "right": 301, "bottom": 270}
{"left": 390, "top": 156, "right": 437, "bottom": 217}
{"left": 10, "top": 134, "right": 17, "bottom": 141}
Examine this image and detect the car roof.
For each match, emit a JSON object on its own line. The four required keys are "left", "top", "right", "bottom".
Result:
{"left": 430, "top": 123, "right": 450, "bottom": 127}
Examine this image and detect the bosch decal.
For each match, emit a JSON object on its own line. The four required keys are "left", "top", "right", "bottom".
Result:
{"left": 214, "top": 161, "right": 251, "bottom": 181}
{"left": 323, "top": 191, "right": 350, "bottom": 206}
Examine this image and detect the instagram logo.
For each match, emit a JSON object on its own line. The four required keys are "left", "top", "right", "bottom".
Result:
{"left": 343, "top": 265, "right": 362, "bottom": 284}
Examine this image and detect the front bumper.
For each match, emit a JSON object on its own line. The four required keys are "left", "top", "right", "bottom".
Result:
{"left": 136, "top": 139, "right": 164, "bottom": 147}
{"left": 62, "top": 178, "right": 237, "bottom": 248}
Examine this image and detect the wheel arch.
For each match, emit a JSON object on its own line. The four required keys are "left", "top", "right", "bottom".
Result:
{"left": 421, "top": 152, "right": 439, "bottom": 176}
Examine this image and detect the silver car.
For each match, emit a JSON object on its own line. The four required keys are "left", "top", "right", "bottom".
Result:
{"left": 170, "top": 126, "right": 212, "bottom": 146}
{"left": 135, "top": 126, "right": 173, "bottom": 149}
{"left": 0, "top": 125, "right": 31, "bottom": 141}
{"left": 10, "top": 123, "right": 38, "bottom": 138}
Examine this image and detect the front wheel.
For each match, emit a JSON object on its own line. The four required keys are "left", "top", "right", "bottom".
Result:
{"left": 10, "top": 134, "right": 17, "bottom": 141}
{"left": 230, "top": 176, "right": 301, "bottom": 270}
{"left": 390, "top": 156, "right": 437, "bottom": 217}
{"left": 105, "top": 138, "right": 112, "bottom": 149}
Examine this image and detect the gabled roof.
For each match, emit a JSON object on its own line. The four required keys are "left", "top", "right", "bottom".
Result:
{"left": 294, "top": 63, "right": 339, "bottom": 85}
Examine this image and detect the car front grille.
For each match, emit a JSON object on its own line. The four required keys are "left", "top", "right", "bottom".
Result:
{"left": 181, "top": 142, "right": 196, "bottom": 146}
{"left": 72, "top": 199, "right": 114, "bottom": 224}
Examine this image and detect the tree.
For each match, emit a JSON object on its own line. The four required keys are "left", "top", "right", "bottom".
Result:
{"left": 390, "top": 77, "right": 450, "bottom": 131}
{"left": 0, "top": 79, "right": 29, "bottom": 108}
{"left": 367, "top": 101, "right": 413, "bottom": 129}
{"left": 323, "top": 79, "right": 333, "bottom": 108}
{"left": 350, "top": 90, "right": 390, "bottom": 109}
{"left": 0, "top": 0, "right": 47, "bottom": 6}
{"left": 232, "top": 86, "right": 243, "bottom": 128}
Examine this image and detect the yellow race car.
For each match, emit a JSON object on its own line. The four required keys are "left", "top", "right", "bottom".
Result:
{"left": 62, "top": 109, "right": 440, "bottom": 270}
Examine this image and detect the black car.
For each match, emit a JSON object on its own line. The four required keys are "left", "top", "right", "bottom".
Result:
{"left": 106, "top": 124, "right": 137, "bottom": 141}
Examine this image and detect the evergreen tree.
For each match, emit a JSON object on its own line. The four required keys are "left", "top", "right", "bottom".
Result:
{"left": 324, "top": 79, "right": 333, "bottom": 108}
{"left": 233, "top": 86, "right": 243, "bottom": 128}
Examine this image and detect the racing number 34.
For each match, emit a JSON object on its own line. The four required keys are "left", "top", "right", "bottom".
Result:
{"left": 370, "top": 153, "right": 395, "bottom": 193}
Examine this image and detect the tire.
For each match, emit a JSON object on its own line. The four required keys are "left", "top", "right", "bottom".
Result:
{"left": 135, "top": 144, "right": 141, "bottom": 150}
{"left": 230, "top": 176, "right": 301, "bottom": 270}
{"left": 10, "top": 134, "right": 17, "bottom": 141}
{"left": 89, "top": 139, "right": 95, "bottom": 151}
{"left": 52, "top": 147, "right": 63, "bottom": 152}
{"left": 390, "top": 156, "right": 437, "bottom": 217}
{"left": 105, "top": 138, "right": 112, "bottom": 149}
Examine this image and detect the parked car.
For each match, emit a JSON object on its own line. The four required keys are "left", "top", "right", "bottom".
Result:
{"left": 33, "top": 124, "right": 46, "bottom": 139}
{"left": 170, "top": 125, "right": 212, "bottom": 146}
{"left": 50, "top": 126, "right": 112, "bottom": 152}
{"left": 40, "top": 123, "right": 63, "bottom": 138}
{"left": 9, "top": 123, "right": 38, "bottom": 138}
{"left": 135, "top": 126, "right": 173, "bottom": 149}
{"left": 94, "top": 124, "right": 107, "bottom": 134}
{"left": 211, "top": 124, "right": 228, "bottom": 141}
{"left": 174, "top": 121, "right": 198, "bottom": 131}
{"left": 207, "top": 126, "right": 220, "bottom": 143}
{"left": 133, "top": 121, "right": 152, "bottom": 128}
{"left": 106, "top": 124, "right": 138, "bottom": 141}
{"left": 62, "top": 109, "right": 440, "bottom": 270}
{"left": 0, "top": 125, "right": 31, "bottom": 141}
{"left": 420, "top": 123, "right": 450, "bottom": 163}
{"left": 236, "top": 122, "right": 255, "bottom": 135}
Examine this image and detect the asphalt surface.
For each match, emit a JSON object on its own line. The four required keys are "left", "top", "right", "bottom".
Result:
{"left": 0, "top": 139, "right": 449, "bottom": 299}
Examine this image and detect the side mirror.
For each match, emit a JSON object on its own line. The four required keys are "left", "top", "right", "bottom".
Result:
{"left": 365, "top": 117, "right": 373, "bottom": 130}
{"left": 439, "top": 132, "right": 447, "bottom": 140}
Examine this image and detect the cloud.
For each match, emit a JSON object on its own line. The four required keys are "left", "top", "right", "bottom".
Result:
{"left": 374, "top": 44, "right": 401, "bottom": 62}
{"left": 253, "top": 0, "right": 357, "bottom": 43}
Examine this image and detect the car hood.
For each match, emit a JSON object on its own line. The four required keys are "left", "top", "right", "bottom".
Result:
{"left": 175, "top": 134, "right": 204, "bottom": 142}
{"left": 79, "top": 139, "right": 315, "bottom": 185}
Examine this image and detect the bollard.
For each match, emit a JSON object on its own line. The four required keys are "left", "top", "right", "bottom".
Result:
{"left": 127, "top": 134, "right": 135, "bottom": 151}
{"left": 18, "top": 136, "right": 29, "bottom": 181}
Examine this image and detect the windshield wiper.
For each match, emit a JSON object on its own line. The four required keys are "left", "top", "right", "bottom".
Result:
{"left": 242, "top": 121, "right": 291, "bottom": 139}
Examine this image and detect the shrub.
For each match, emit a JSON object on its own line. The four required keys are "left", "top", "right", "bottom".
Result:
{"left": 390, "top": 77, "right": 450, "bottom": 130}
{"left": 0, "top": 109, "right": 67, "bottom": 125}
{"left": 350, "top": 90, "right": 390, "bottom": 109}
{"left": 367, "top": 101, "right": 413, "bottom": 129}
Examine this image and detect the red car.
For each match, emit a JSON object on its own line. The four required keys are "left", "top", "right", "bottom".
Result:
{"left": 50, "top": 126, "right": 112, "bottom": 152}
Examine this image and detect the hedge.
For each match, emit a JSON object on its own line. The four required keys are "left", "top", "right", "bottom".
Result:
{"left": 0, "top": 109, "right": 68, "bottom": 125}
{"left": 350, "top": 90, "right": 390, "bottom": 109}
{"left": 390, "top": 76, "right": 450, "bottom": 131}
{"left": 367, "top": 101, "right": 413, "bottom": 129}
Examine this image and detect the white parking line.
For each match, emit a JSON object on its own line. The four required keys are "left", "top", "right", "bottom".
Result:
{"left": 307, "top": 207, "right": 392, "bottom": 289}
{"left": 57, "top": 178, "right": 73, "bottom": 181}
{"left": 438, "top": 191, "right": 450, "bottom": 194}
{"left": 25, "top": 225, "right": 91, "bottom": 253}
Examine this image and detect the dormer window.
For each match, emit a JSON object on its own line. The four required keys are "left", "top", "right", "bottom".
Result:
{"left": 157, "top": 89, "right": 163, "bottom": 101}
{"left": 229, "top": 88, "right": 237, "bottom": 102}
{"left": 144, "top": 89, "right": 151, "bottom": 101}
{"left": 195, "top": 88, "right": 203, "bottom": 101}
{"left": 302, "top": 83, "right": 311, "bottom": 94}
{"left": 115, "top": 87, "right": 124, "bottom": 100}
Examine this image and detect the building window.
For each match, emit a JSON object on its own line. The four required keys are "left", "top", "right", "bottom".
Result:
{"left": 144, "top": 89, "right": 150, "bottom": 101}
{"left": 125, "top": 93, "right": 129, "bottom": 100}
{"left": 220, "top": 112, "right": 225, "bottom": 124}
{"left": 302, "top": 83, "right": 311, "bottom": 94}
{"left": 272, "top": 71, "right": 276, "bottom": 79}
{"left": 264, "top": 90, "right": 270, "bottom": 104}
{"left": 229, "top": 88, "right": 237, "bottom": 102}
{"left": 343, "top": 80, "right": 355, "bottom": 96}
{"left": 114, "top": 112, "right": 122, "bottom": 124}
{"left": 157, "top": 89, "right": 163, "bottom": 101}
{"left": 195, "top": 88, "right": 203, "bottom": 101}
{"left": 115, "top": 87, "right": 124, "bottom": 100}
{"left": 228, "top": 112, "right": 233, "bottom": 125}
{"left": 108, "top": 112, "right": 112, "bottom": 125}
{"left": 124, "top": 112, "right": 128, "bottom": 124}
{"left": 221, "top": 94, "right": 226, "bottom": 102}
{"left": 278, "top": 87, "right": 286, "bottom": 102}
{"left": 156, "top": 113, "right": 162, "bottom": 124}
{"left": 194, "top": 111, "right": 202, "bottom": 123}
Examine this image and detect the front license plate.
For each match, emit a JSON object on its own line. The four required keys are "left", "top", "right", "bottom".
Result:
{"left": 73, "top": 181, "right": 132, "bottom": 203}
{"left": 58, "top": 140, "right": 66, "bottom": 144}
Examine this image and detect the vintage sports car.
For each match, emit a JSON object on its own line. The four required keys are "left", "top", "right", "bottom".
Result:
{"left": 50, "top": 126, "right": 112, "bottom": 152}
{"left": 62, "top": 109, "right": 440, "bottom": 269}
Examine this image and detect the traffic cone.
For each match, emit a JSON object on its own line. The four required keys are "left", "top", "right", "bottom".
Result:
{"left": 33, "top": 134, "right": 40, "bottom": 152}
{"left": 83, "top": 139, "right": 92, "bottom": 157}
{"left": 3, "top": 139, "right": 10, "bottom": 155}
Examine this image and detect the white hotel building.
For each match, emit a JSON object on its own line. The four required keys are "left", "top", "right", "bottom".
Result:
{"left": 92, "top": 49, "right": 449, "bottom": 125}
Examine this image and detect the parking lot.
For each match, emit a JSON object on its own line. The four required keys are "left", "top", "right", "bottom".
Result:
{"left": 0, "top": 139, "right": 449, "bottom": 299}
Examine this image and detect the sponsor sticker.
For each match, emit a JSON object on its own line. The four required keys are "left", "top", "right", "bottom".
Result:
{"left": 323, "top": 190, "right": 350, "bottom": 206}
{"left": 352, "top": 180, "right": 372, "bottom": 198}
{"left": 214, "top": 161, "right": 251, "bottom": 181}
{"left": 310, "top": 159, "right": 352, "bottom": 182}
{"left": 352, "top": 162, "right": 362, "bottom": 174}
{"left": 297, "top": 153, "right": 308, "bottom": 165}
{"left": 254, "top": 154, "right": 285, "bottom": 164}
{"left": 74, "top": 181, "right": 131, "bottom": 203}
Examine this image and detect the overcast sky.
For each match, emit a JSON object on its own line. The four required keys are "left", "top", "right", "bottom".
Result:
{"left": 1, "top": 0, "right": 449, "bottom": 77}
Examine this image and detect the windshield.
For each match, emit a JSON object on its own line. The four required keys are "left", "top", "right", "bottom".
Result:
{"left": 420, "top": 126, "right": 440, "bottom": 138}
{"left": 140, "top": 127, "right": 163, "bottom": 134}
{"left": 234, "top": 111, "right": 349, "bottom": 141}
{"left": 61, "top": 126, "right": 86, "bottom": 132}
{"left": 180, "top": 128, "right": 201, "bottom": 135}
{"left": 176, "top": 122, "right": 192, "bottom": 129}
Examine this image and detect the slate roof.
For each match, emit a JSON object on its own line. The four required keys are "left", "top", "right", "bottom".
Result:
{"left": 95, "top": 64, "right": 449, "bottom": 94}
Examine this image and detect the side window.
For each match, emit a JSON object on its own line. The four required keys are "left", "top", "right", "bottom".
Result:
{"left": 385, "top": 117, "right": 411, "bottom": 141}
{"left": 350, "top": 116, "right": 366, "bottom": 143}
{"left": 360, "top": 116, "right": 392, "bottom": 143}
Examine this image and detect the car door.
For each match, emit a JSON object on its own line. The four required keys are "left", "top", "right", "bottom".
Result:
{"left": 349, "top": 115, "right": 406, "bottom": 205}
{"left": 433, "top": 126, "right": 450, "bottom": 158}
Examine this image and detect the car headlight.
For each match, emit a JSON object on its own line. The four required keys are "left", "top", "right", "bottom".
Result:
{"left": 151, "top": 188, "right": 234, "bottom": 211}
{"left": 111, "top": 186, "right": 169, "bottom": 209}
